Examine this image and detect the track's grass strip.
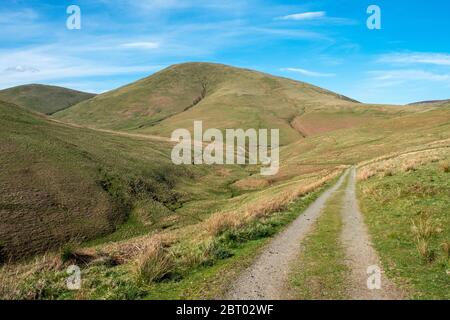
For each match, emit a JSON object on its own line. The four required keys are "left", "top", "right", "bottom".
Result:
{"left": 288, "top": 175, "right": 350, "bottom": 299}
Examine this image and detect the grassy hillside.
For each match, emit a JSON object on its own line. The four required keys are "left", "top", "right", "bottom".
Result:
{"left": 2, "top": 63, "right": 450, "bottom": 299}
{"left": 53, "top": 63, "right": 450, "bottom": 196}
{"left": 0, "top": 100, "right": 247, "bottom": 261}
{"left": 0, "top": 84, "right": 95, "bottom": 115}
{"left": 54, "top": 63, "right": 410, "bottom": 145}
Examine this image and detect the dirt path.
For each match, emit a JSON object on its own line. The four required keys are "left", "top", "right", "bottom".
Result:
{"left": 340, "top": 167, "right": 404, "bottom": 300}
{"left": 224, "top": 170, "right": 350, "bottom": 300}
{"left": 49, "top": 118, "right": 175, "bottom": 143}
{"left": 49, "top": 118, "right": 243, "bottom": 153}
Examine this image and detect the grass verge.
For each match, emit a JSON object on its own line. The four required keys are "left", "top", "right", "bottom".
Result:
{"left": 357, "top": 162, "right": 450, "bottom": 299}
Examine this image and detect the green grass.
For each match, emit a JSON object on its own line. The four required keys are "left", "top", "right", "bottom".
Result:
{"left": 118, "top": 181, "right": 334, "bottom": 300}
{"left": 144, "top": 238, "right": 268, "bottom": 300}
{"left": 288, "top": 175, "right": 350, "bottom": 299}
{"left": 3, "top": 62, "right": 450, "bottom": 300}
{"left": 0, "top": 100, "right": 244, "bottom": 260}
{"left": 358, "top": 162, "right": 450, "bottom": 299}
{"left": 0, "top": 84, "right": 95, "bottom": 115}
{"left": 3, "top": 179, "right": 334, "bottom": 300}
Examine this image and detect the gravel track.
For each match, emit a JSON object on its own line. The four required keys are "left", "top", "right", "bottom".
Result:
{"left": 224, "top": 170, "right": 349, "bottom": 300}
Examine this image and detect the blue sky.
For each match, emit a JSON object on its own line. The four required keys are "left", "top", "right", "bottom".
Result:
{"left": 1, "top": 0, "right": 450, "bottom": 104}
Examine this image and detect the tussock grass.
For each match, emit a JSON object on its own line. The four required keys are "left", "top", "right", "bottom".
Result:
{"left": 440, "top": 241, "right": 450, "bottom": 259}
{"left": 135, "top": 237, "right": 174, "bottom": 283}
{"left": 411, "top": 214, "right": 436, "bottom": 241}
{"left": 205, "top": 213, "right": 241, "bottom": 236}
{"left": 411, "top": 212, "right": 439, "bottom": 263}
{"left": 440, "top": 161, "right": 450, "bottom": 173}
{"left": 415, "top": 239, "right": 435, "bottom": 263}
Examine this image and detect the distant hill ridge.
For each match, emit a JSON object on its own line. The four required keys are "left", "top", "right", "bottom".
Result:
{"left": 409, "top": 99, "right": 450, "bottom": 106}
{"left": 55, "top": 62, "right": 404, "bottom": 144}
{"left": 0, "top": 84, "right": 95, "bottom": 115}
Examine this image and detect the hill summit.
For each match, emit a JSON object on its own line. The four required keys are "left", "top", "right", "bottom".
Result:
{"left": 54, "top": 62, "right": 368, "bottom": 144}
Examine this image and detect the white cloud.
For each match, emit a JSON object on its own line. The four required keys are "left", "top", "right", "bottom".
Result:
{"left": 0, "top": 47, "right": 163, "bottom": 89}
{"left": 106, "top": 0, "right": 245, "bottom": 12}
{"left": 282, "top": 67, "right": 335, "bottom": 77}
{"left": 378, "top": 52, "right": 450, "bottom": 66}
{"left": 276, "top": 11, "right": 326, "bottom": 21}
{"left": 121, "top": 41, "right": 160, "bottom": 49}
{"left": 0, "top": 8, "right": 38, "bottom": 24}
{"left": 4, "top": 65, "right": 40, "bottom": 73}
{"left": 0, "top": 2, "right": 335, "bottom": 91}
{"left": 369, "top": 69, "right": 450, "bottom": 84}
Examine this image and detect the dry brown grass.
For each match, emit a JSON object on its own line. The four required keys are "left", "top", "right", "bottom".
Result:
{"left": 402, "top": 159, "right": 419, "bottom": 172}
{"left": 411, "top": 214, "right": 437, "bottom": 263}
{"left": 204, "top": 168, "right": 344, "bottom": 237}
{"left": 441, "top": 241, "right": 450, "bottom": 259}
{"left": 440, "top": 161, "right": 450, "bottom": 173}
{"left": 416, "top": 239, "right": 434, "bottom": 263}
{"left": 0, "top": 253, "right": 63, "bottom": 299}
{"left": 233, "top": 178, "right": 270, "bottom": 190}
{"left": 411, "top": 214, "right": 435, "bottom": 241}
{"left": 357, "top": 143, "right": 450, "bottom": 181}
{"left": 0, "top": 268, "right": 21, "bottom": 299}
{"left": 205, "top": 212, "right": 242, "bottom": 236}
{"left": 100, "top": 233, "right": 177, "bottom": 264}
{"left": 135, "top": 236, "right": 174, "bottom": 283}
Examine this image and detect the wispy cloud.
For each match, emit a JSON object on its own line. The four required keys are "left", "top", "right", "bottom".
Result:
{"left": 0, "top": 8, "right": 38, "bottom": 24}
{"left": 274, "top": 11, "right": 356, "bottom": 26}
{"left": 276, "top": 11, "right": 326, "bottom": 21}
{"left": 121, "top": 42, "right": 160, "bottom": 49}
{"left": 282, "top": 67, "right": 336, "bottom": 77}
{"left": 369, "top": 69, "right": 450, "bottom": 86}
{"left": 4, "top": 65, "right": 40, "bottom": 73}
{"left": 0, "top": 46, "right": 163, "bottom": 90}
{"left": 109, "top": 0, "right": 247, "bottom": 12}
{"left": 378, "top": 52, "right": 450, "bottom": 66}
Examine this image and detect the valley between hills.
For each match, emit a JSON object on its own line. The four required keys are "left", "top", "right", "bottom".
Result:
{"left": 0, "top": 62, "right": 449, "bottom": 299}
